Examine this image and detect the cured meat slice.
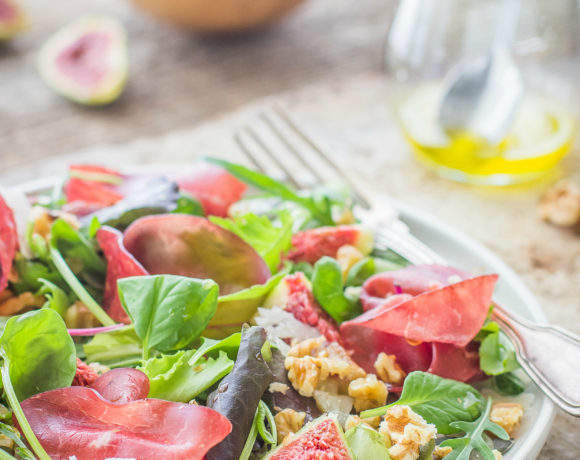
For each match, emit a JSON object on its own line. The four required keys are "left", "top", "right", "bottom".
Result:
{"left": 20, "top": 386, "right": 231, "bottom": 460}
{"left": 171, "top": 163, "right": 247, "bottom": 217}
{"left": 96, "top": 226, "right": 148, "bottom": 323}
{"left": 90, "top": 368, "right": 149, "bottom": 403}
{"left": 0, "top": 195, "right": 17, "bottom": 294}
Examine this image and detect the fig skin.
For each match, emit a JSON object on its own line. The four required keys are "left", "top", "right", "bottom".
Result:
{"left": 37, "top": 16, "right": 129, "bottom": 106}
{"left": 0, "top": 0, "right": 27, "bottom": 41}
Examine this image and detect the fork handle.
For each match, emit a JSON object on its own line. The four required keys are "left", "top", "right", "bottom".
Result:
{"left": 493, "top": 306, "right": 580, "bottom": 416}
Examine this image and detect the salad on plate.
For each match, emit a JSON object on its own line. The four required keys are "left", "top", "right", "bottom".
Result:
{"left": 0, "top": 159, "right": 530, "bottom": 460}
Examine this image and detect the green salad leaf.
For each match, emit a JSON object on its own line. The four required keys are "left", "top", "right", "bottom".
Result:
{"left": 312, "top": 256, "right": 361, "bottom": 323}
{"left": 492, "top": 372, "right": 525, "bottom": 396}
{"left": 210, "top": 211, "right": 293, "bottom": 273}
{"left": 0, "top": 309, "right": 76, "bottom": 400}
{"left": 187, "top": 333, "right": 242, "bottom": 367}
{"left": 0, "top": 309, "right": 76, "bottom": 460}
{"left": 83, "top": 326, "right": 143, "bottom": 368}
{"left": 173, "top": 191, "right": 205, "bottom": 216}
{"left": 440, "top": 398, "right": 509, "bottom": 460}
{"left": 37, "top": 278, "right": 70, "bottom": 317}
{"left": 0, "top": 422, "right": 35, "bottom": 460}
{"left": 118, "top": 275, "right": 219, "bottom": 359}
{"left": 204, "top": 157, "right": 334, "bottom": 226}
{"left": 475, "top": 321, "right": 519, "bottom": 376}
{"left": 142, "top": 350, "right": 233, "bottom": 403}
{"left": 345, "top": 423, "right": 391, "bottom": 460}
{"left": 361, "top": 372, "right": 484, "bottom": 434}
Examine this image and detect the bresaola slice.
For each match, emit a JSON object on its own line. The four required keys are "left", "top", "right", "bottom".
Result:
{"left": 122, "top": 215, "right": 270, "bottom": 295}
{"left": 19, "top": 368, "right": 231, "bottom": 460}
{"left": 0, "top": 195, "right": 17, "bottom": 293}
{"left": 97, "top": 226, "right": 147, "bottom": 323}
{"left": 90, "top": 368, "right": 149, "bottom": 403}
{"left": 341, "top": 265, "right": 497, "bottom": 382}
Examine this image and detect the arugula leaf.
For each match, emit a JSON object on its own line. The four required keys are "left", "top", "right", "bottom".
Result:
{"left": 440, "top": 398, "right": 509, "bottom": 460}
{"left": 492, "top": 372, "right": 525, "bottom": 396}
{"left": 0, "top": 309, "right": 76, "bottom": 400}
{"left": 11, "top": 255, "right": 64, "bottom": 295}
{"left": 83, "top": 326, "right": 143, "bottom": 368}
{"left": 361, "top": 372, "right": 484, "bottom": 434}
{"left": 118, "top": 275, "right": 219, "bottom": 359}
{"left": 0, "top": 309, "right": 76, "bottom": 460}
{"left": 312, "top": 256, "right": 361, "bottom": 323}
{"left": 475, "top": 321, "right": 518, "bottom": 376}
{"left": 141, "top": 350, "right": 234, "bottom": 402}
{"left": 345, "top": 423, "right": 391, "bottom": 460}
{"left": 37, "top": 278, "right": 70, "bottom": 317}
{"left": 210, "top": 211, "right": 293, "bottom": 273}
{"left": 204, "top": 158, "right": 334, "bottom": 225}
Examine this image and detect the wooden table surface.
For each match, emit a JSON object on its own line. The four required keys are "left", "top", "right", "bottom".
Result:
{"left": 0, "top": 0, "right": 395, "bottom": 170}
{"left": 1, "top": 1, "right": 580, "bottom": 459}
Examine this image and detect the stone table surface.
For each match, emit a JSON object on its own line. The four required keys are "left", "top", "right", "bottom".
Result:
{"left": 0, "top": 0, "right": 579, "bottom": 458}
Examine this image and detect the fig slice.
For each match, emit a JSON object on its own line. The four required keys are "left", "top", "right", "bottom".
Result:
{"left": 38, "top": 15, "right": 128, "bottom": 105}
{"left": 123, "top": 215, "right": 271, "bottom": 295}
{"left": 0, "top": 0, "right": 26, "bottom": 40}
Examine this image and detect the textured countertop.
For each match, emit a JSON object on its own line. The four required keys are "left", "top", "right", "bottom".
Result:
{"left": 2, "top": 74, "right": 579, "bottom": 459}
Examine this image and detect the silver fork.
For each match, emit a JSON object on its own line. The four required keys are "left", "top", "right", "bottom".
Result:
{"left": 234, "top": 105, "right": 580, "bottom": 417}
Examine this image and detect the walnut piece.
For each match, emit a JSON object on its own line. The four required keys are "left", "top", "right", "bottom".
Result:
{"left": 539, "top": 180, "right": 580, "bottom": 227}
{"left": 336, "top": 244, "right": 364, "bottom": 282}
{"left": 0, "top": 292, "right": 44, "bottom": 316}
{"left": 490, "top": 402, "right": 524, "bottom": 437}
{"left": 433, "top": 445, "right": 452, "bottom": 459}
{"left": 274, "top": 408, "right": 306, "bottom": 444}
{"left": 374, "top": 352, "right": 406, "bottom": 385}
{"left": 348, "top": 374, "right": 388, "bottom": 412}
{"left": 285, "top": 336, "right": 365, "bottom": 398}
{"left": 379, "top": 405, "right": 437, "bottom": 460}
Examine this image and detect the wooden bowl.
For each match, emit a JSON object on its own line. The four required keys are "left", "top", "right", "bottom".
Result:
{"left": 130, "top": 0, "right": 306, "bottom": 32}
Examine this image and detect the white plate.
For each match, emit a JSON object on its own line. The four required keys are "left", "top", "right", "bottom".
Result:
{"left": 8, "top": 170, "right": 554, "bottom": 460}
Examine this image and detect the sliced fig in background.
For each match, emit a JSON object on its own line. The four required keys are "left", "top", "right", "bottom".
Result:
{"left": 38, "top": 15, "right": 128, "bottom": 106}
{"left": 65, "top": 164, "right": 125, "bottom": 207}
{"left": 97, "top": 226, "right": 148, "bottom": 323}
{"left": 0, "top": 0, "right": 26, "bottom": 41}
{"left": 123, "top": 215, "right": 270, "bottom": 295}
{"left": 0, "top": 195, "right": 17, "bottom": 293}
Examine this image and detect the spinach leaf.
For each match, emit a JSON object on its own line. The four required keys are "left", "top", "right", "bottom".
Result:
{"left": 0, "top": 309, "right": 76, "bottom": 460}
{"left": 475, "top": 321, "right": 518, "bottom": 376}
{"left": 0, "top": 309, "right": 76, "bottom": 400}
{"left": 204, "top": 158, "right": 334, "bottom": 226}
{"left": 312, "top": 256, "right": 361, "bottom": 323}
{"left": 37, "top": 278, "right": 70, "bottom": 317}
{"left": 345, "top": 257, "right": 375, "bottom": 287}
{"left": 210, "top": 211, "right": 293, "bottom": 273}
{"left": 141, "top": 350, "right": 234, "bottom": 402}
{"left": 217, "top": 270, "right": 287, "bottom": 303}
{"left": 361, "top": 371, "right": 484, "bottom": 434}
{"left": 492, "top": 372, "right": 525, "bottom": 396}
{"left": 290, "top": 261, "right": 314, "bottom": 279}
{"left": 118, "top": 275, "right": 219, "bottom": 359}
{"left": 81, "top": 177, "right": 182, "bottom": 230}
{"left": 345, "top": 422, "right": 390, "bottom": 460}
{"left": 11, "top": 255, "right": 64, "bottom": 295}
{"left": 440, "top": 398, "right": 509, "bottom": 460}
{"left": 206, "top": 326, "right": 274, "bottom": 460}
{"left": 83, "top": 326, "right": 143, "bottom": 368}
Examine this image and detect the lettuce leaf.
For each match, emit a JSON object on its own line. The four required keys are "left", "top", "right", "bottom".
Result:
{"left": 210, "top": 212, "right": 293, "bottom": 273}
{"left": 141, "top": 350, "right": 233, "bottom": 403}
{"left": 345, "top": 423, "right": 391, "bottom": 460}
